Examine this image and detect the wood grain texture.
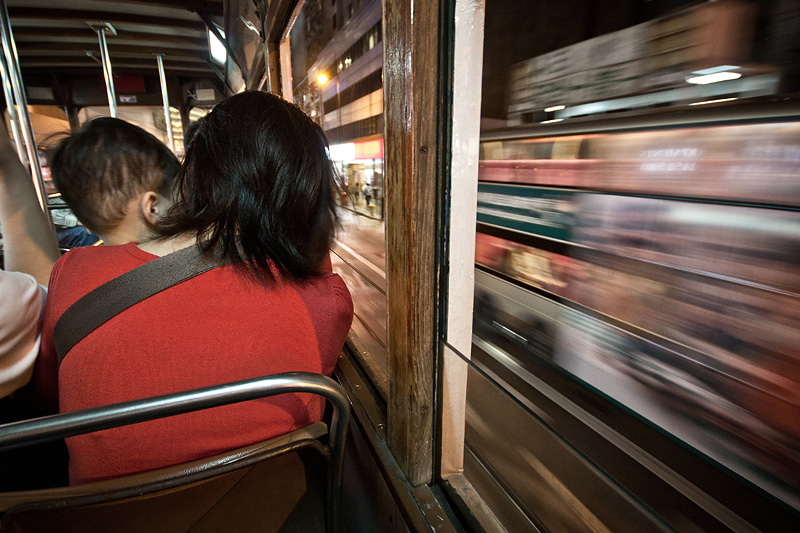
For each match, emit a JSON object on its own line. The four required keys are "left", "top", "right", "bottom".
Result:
{"left": 383, "top": 0, "right": 442, "bottom": 486}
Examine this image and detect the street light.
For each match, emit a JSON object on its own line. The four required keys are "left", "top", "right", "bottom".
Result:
{"left": 316, "top": 72, "right": 342, "bottom": 136}
{"left": 312, "top": 73, "right": 330, "bottom": 129}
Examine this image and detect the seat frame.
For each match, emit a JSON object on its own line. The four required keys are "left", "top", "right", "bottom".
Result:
{"left": 0, "top": 372, "right": 349, "bottom": 532}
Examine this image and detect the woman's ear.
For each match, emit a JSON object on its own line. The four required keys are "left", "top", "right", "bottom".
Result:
{"left": 140, "top": 191, "right": 161, "bottom": 227}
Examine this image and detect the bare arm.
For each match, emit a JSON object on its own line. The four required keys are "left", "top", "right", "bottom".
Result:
{"left": 0, "top": 126, "right": 59, "bottom": 286}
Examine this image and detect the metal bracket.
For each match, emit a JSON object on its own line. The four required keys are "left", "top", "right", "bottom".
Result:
{"left": 87, "top": 21, "right": 117, "bottom": 35}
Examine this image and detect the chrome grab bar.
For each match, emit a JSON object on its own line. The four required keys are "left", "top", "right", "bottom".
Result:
{"left": 0, "top": 372, "right": 349, "bottom": 532}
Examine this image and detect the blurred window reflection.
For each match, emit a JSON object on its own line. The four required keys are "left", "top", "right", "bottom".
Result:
{"left": 472, "top": 0, "right": 800, "bottom": 527}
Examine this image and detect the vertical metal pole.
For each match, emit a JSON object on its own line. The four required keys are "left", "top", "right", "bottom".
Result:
{"left": 0, "top": 0, "right": 49, "bottom": 213}
{"left": 96, "top": 28, "right": 117, "bottom": 118}
{"left": 0, "top": 53, "right": 24, "bottom": 162}
{"left": 154, "top": 53, "right": 175, "bottom": 153}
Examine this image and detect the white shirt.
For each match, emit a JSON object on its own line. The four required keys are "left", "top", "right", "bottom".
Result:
{"left": 0, "top": 270, "right": 46, "bottom": 397}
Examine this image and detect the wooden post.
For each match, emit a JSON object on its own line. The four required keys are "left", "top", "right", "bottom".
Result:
{"left": 263, "top": 0, "right": 296, "bottom": 96}
{"left": 383, "top": 0, "right": 442, "bottom": 486}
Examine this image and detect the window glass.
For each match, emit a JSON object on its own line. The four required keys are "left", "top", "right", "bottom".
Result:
{"left": 287, "top": 0, "right": 388, "bottom": 395}
{"left": 468, "top": 0, "right": 800, "bottom": 529}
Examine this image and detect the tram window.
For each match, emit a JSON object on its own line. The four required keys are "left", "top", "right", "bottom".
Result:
{"left": 283, "top": 0, "right": 388, "bottom": 397}
{"left": 168, "top": 107, "right": 185, "bottom": 156}
{"left": 76, "top": 106, "right": 184, "bottom": 156}
{"left": 454, "top": 0, "right": 800, "bottom": 530}
{"left": 181, "top": 107, "right": 211, "bottom": 155}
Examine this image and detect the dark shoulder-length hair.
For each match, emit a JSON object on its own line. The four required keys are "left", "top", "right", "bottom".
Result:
{"left": 157, "top": 91, "right": 339, "bottom": 283}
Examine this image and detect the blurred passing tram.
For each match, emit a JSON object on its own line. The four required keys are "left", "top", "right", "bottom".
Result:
{"left": 473, "top": 105, "right": 800, "bottom": 522}
{"left": 467, "top": 0, "right": 800, "bottom": 530}
{"left": 0, "top": 0, "right": 799, "bottom": 531}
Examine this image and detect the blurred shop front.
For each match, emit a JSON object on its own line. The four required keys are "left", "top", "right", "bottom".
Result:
{"left": 330, "top": 138, "right": 384, "bottom": 219}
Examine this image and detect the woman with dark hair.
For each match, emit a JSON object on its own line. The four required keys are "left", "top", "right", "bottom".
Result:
{"left": 33, "top": 91, "right": 353, "bottom": 485}
{"left": 155, "top": 91, "right": 338, "bottom": 281}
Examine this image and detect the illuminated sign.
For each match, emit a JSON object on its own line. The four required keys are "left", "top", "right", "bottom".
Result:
{"left": 329, "top": 139, "right": 384, "bottom": 161}
{"left": 354, "top": 139, "right": 384, "bottom": 160}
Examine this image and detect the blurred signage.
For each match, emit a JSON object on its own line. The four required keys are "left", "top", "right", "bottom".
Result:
{"left": 115, "top": 74, "right": 145, "bottom": 93}
{"left": 354, "top": 139, "right": 383, "bottom": 160}
{"left": 119, "top": 95, "right": 137, "bottom": 103}
{"left": 480, "top": 121, "right": 800, "bottom": 207}
{"left": 477, "top": 183, "right": 575, "bottom": 241}
{"left": 508, "top": 1, "right": 759, "bottom": 116}
{"left": 330, "top": 139, "right": 384, "bottom": 161}
{"left": 195, "top": 88, "right": 216, "bottom": 102}
{"left": 329, "top": 143, "right": 355, "bottom": 161}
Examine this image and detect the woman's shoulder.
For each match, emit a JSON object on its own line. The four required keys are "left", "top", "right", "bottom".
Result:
{"left": 50, "top": 242, "right": 154, "bottom": 293}
{"left": 323, "top": 271, "right": 352, "bottom": 305}
{"left": 289, "top": 270, "right": 353, "bottom": 324}
{"left": 59, "top": 241, "right": 149, "bottom": 261}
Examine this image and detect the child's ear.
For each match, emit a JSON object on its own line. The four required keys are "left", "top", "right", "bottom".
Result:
{"left": 140, "top": 191, "right": 161, "bottom": 226}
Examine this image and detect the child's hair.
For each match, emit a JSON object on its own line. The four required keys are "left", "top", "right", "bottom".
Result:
{"left": 50, "top": 118, "right": 179, "bottom": 235}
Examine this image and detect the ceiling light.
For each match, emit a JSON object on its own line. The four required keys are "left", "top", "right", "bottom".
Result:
{"left": 208, "top": 28, "right": 226, "bottom": 65}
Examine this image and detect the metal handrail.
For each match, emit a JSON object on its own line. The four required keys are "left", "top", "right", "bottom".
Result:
{"left": 0, "top": 372, "right": 349, "bottom": 533}
{"left": 0, "top": 0, "right": 50, "bottom": 216}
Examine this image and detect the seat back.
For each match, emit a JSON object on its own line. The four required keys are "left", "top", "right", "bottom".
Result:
{"left": 0, "top": 372, "right": 349, "bottom": 533}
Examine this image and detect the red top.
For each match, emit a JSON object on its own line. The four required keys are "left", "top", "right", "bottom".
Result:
{"left": 34, "top": 242, "right": 353, "bottom": 485}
